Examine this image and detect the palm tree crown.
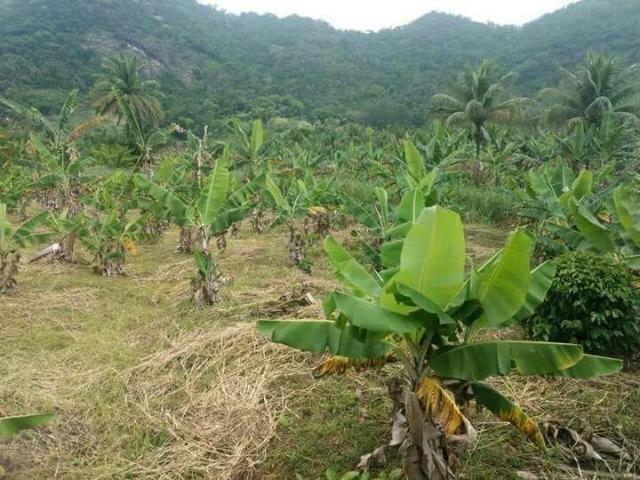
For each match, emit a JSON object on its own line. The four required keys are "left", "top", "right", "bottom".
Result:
{"left": 431, "top": 60, "right": 530, "bottom": 159}
{"left": 92, "top": 53, "right": 164, "bottom": 128}
{"left": 542, "top": 51, "right": 640, "bottom": 128}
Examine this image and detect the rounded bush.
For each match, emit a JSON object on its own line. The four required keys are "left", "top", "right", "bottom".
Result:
{"left": 524, "top": 251, "right": 640, "bottom": 354}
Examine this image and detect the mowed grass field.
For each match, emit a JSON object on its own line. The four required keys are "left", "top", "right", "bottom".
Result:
{"left": 1, "top": 223, "right": 639, "bottom": 479}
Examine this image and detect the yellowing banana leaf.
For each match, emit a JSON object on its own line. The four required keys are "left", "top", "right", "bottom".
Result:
{"left": 0, "top": 413, "right": 54, "bottom": 439}
{"left": 398, "top": 207, "right": 465, "bottom": 309}
{"left": 555, "top": 354, "right": 623, "bottom": 378}
{"left": 472, "top": 383, "right": 545, "bottom": 448}
{"left": 416, "top": 377, "right": 466, "bottom": 437}
{"left": 257, "top": 319, "right": 391, "bottom": 359}
{"left": 430, "top": 341, "right": 583, "bottom": 381}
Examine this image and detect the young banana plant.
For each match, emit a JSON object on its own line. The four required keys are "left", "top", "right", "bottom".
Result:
{"left": 265, "top": 175, "right": 315, "bottom": 273}
{"left": 515, "top": 163, "right": 640, "bottom": 269}
{"left": 259, "top": 206, "right": 622, "bottom": 480}
{"left": 0, "top": 204, "right": 51, "bottom": 294}
{"left": 137, "top": 147, "right": 261, "bottom": 304}
{"left": 74, "top": 210, "right": 147, "bottom": 277}
{"left": 1, "top": 91, "right": 105, "bottom": 262}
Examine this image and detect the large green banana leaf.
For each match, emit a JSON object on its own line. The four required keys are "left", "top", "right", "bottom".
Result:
{"left": 573, "top": 201, "right": 616, "bottom": 253}
{"left": 570, "top": 170, "right": 593, "bottom": 201}
{"left": 514, "top": 261, "right": 557, "bottom": 323}
{"left": 469, "top": 230, "right": 532, "bottom": 332}
{"left": 613, "top": 187, "right": 640, "bottom": 247}
{"left": 396, "top": 189, "right": 425, "bottom": 223}
{"left": 390, "top": 282, "right": 455, "bottom": 325}
{"left": 0, "top": 413, "right": 54, "bottom": 439}
{"left": 334, "top": 292, "right": 422, "bottom": 333}
{"left": 555, "top": 354, "right": 622, "bottom": 378}
{"left": 134, "top": 175, "right": 188, "bottom": 225}
{"left": 529, "top": 168, "right": 564, "bottom": 218}
{"left": 381, "top": 239, "right": 403, "bottom": 268}
{"left": 257, "top": 319, "right": 390, "bottom": 358}
{"left": 404, "top": 139, "right": 425, "bottom": 186}
{"left": 250, "top": 119, "right": 264, "bottom": 159}
{"left": 324, "top": 236, "right": 381, "bottom": 298}
{"left": 198, "top": 147, "right": 230, "bottom": 227}
{"left": 430, "top": 341, "right": 584, "bottom": 381}
{"left": 396, "top": 207, "right": 465, "bottom": 309}
{"left": 265, "top": 174, "right": 291, "bottom": 214}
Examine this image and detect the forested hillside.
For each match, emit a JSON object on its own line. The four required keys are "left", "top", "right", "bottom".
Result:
{"left": 1, "top": 0, "right": 639, "bottom": 127}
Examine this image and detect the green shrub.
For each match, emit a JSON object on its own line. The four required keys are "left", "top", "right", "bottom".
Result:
{"left": 443, "top": 182, "right": 516, "bottom": 225}
{"left": 523, "top": 251, "right": 640, "bottom": 354}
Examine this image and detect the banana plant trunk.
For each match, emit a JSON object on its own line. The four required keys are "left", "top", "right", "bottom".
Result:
{"left": 287, "top": 223, "right": 309, "bottom": 273}
{"left": 0, "top": 251, "right": 20, "bottom": 295}
{"left": 142, "top": 215, "right": 166, "bottom": 241}
{"left": 216, "top": 232, "right": 227, "bottom": 253}
{"left": 192, "top": 228, "right": 222, "bottom": 306}
{"left": 388, "top": 336, "right": 458, "bottom": 480}
{"left": 98, "top": 243, "right": 126, "bottom": 277}
{"left": 251, "top": 208, "right": 266, "bottom": 234}
{"left": 99, "top": 257, "right": 126, "bottom": 277}
{"left": 53, "top": 233, "right": 76, "bottom": 263}
{"left": 176, "top": 227, "right": 194, "bottom": 254}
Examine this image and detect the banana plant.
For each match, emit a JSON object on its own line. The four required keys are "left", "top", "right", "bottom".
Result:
{"left": 136, "top": 147, "right": 260, "bottom": 304}
{"left": 558, "top": 187, "right": 640, "bottom": 270}
{"left": 265, "top": 174, "right": 316, "bottom": 273}
{"left": 514, "top": 163, "right": 640, "bottom": 268}
{"left": 342, "top": 141, "right": 441, "bottom": 270}
{"left": 2, "top": 91, "right": 105, "bottom": 261}
{"left": 74, "top": 210, "right": 147, "bottom": 277}
{"left": 0, "top": 203, "right": 50, "bottom": 294}
{"left": 258, "top": 206, "right": 622, "bottom": 480}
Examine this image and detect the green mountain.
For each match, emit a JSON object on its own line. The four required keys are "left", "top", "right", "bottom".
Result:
{"left": 1, "top": 0, "right": 639, "bottom": 127}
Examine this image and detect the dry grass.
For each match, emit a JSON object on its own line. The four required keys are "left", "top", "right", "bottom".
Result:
{"left": 122, "top": 323, "right": 314, "bottom": 479}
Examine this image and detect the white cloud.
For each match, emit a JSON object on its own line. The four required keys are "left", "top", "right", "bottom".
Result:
{"left": 198, "top": 0, "right": 580, "bottom": 31}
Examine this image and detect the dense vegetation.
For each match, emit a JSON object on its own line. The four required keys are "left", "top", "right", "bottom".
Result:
{"left": 2, "top": 0, "right": 640, "bottom": 128}
{"left": 1, "top": 1, "right": 640, "bottom": 478}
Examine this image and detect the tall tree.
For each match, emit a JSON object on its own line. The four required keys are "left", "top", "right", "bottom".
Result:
{"left": 92, "top": 53, "right": 164, "bottom": 130}
{"left": 431, "top": 60, "right": 530, "bottom": 161}
{"left": 542, "top": 51, "right": 640, "bottom": 128}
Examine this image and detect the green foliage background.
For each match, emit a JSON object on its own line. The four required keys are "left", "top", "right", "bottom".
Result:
{"left": 2, "top": 0, "right": 640, "bottom": 127}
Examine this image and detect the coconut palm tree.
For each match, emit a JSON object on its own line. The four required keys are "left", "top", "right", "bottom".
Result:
{"left": 92, "top": 53, "right": 164, "bottom": 130}
{"left": 432, "top": 61, "right": 531, "bottom": 161}
{"left": 542, "top": 52, "right": 640, "bottom": 128}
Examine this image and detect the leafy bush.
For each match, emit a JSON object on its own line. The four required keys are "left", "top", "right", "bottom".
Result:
{"left": 523, "top": 251, "right": 640, "bottom": 354}
{"left": 443, "top": 181, "right": 516, "bottom": 225}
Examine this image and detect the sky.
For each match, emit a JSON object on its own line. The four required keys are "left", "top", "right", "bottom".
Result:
{"left": 199, "top": 0, "right": 580, "bottom": 31}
